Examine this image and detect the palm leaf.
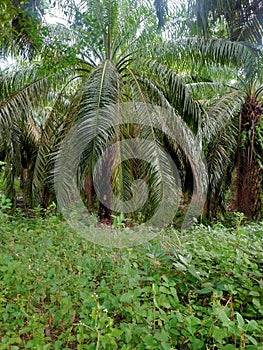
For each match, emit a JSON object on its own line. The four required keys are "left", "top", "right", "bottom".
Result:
{"left": 133, "top": 59, "right": 203, "bottom": 133}
{"left": 202, "top": 89, "right": 245, "bottom": 142}
{"left": 188, "top": 0, "right": 263, "bottom": 45}
{"left": 153, "top": 38, "right": 257, "bottom": 80}
{"left": 32, "top": 82, "right": 78, "bottom": 207}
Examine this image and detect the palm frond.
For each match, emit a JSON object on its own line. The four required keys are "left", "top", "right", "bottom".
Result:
{"left": 201, "top": 90, "right": 244, "bottom": 198}
{"left": 132, "top": 58, "right": 203, "bottom": 133}
{"left": 153, "top": 38, "right": 257, "bottom": 80}
{"left": 0, "top": 65, "right": 67, "bottom": 128}
{"left": 205, "top": 119, "right": 239, "bottom": 197}
{"left": 202, "top": 90, "right": 245, "bottom": 143}
{"left": 32, "top": 84, "right": 78, "bottom": 207}
{"left": 188, "top": 0, "right": 263, "bottom": 45}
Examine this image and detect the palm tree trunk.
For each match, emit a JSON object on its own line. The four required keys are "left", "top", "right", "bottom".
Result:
{"left": 84, "top": 172, "right": 93, "bottom": 210}
{"left": 236, "top": 94, "right": 262, "bottom": 219}
{"left": 97, "top": 149, "right": 116, "bottom": 226}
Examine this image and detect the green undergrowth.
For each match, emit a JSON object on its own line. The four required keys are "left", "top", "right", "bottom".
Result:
{"left": 0, "top": 211, "right": 262, "bottom": 349}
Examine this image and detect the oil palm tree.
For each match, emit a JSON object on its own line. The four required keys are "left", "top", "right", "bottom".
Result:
{"left": 154, "top": 0, "right": 168, "bottom": 29}
{"left": 235, "top": 81, "right": 263, "bottom": 219}
{"left": 183, "top": 38, "right": 263, "bottom": 219}
{"left": 187, "top": 0, "right": 263, "bottom": 219}
{"left": 0, "top": 62, "right": 72, "bottom": 209}
{"left": 0, "top": 0, "right": 206, "bottom": 227}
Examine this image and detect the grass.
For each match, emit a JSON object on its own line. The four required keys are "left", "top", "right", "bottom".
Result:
{"left": 0, "top": 209, "right": 262, "bottom": 349}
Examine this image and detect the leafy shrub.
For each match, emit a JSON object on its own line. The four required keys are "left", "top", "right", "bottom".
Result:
{"left": 0, "top": 193, "right": 12, "bottom": 211}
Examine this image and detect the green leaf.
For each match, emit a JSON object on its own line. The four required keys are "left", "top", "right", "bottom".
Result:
{"left": 143, "top": 334, "right": 158, "bottom": 346}
{"left": 109, "top": 328, "right": 124, "bottom": 337}
{"left": 170, "top": 287, "right": 179, "bottom": 303}
{"left": 191, "top": 338, "right": 205, "bottom": 349}
{"left": 252, "top": 298, "right": 261, "bottom": 307}
{"left": 154, "top": 330, "right": 169, "bottom": 343}
{"left": 120, "top": 293, "right": 133, "bottom": 303}
{"left": 246, "top": 335, "right": 258, "bottom": 346}
{"left": 215, "top": 307, "right": 231, "bottom": 326}
{"left": 197, "top": 286, "right": 214, "bottom": 294}
{"left": 161, "top": 343, "right": 172, "bottom": 350}
{"left": 222, "top": 345, "right": 236, "bottom": 350}
{"left": 212, "top": 325, "right": 226, "bottom": 340}
{"left": 246, "top": 320, "right": 259, "bottom": 332}
{"left": 249, "top": 291, "right": 260, "bottom": 297}
{"left": 188, "top": 266, "right": 201, "bottom": 279}
{"left": 189, "top": 316, "right": 201, "bottom": 326}
{"left": 236, "top": 312, "right": 245, "bottom": 328}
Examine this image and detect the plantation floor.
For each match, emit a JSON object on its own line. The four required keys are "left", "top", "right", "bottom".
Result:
{"left": 0, "top": 213, "right": 263, "bottom": 349}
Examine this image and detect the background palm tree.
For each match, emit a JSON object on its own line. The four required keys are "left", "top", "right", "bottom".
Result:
{"left": 188, "top": 0, "right": 263, "bottom": 44}
{"left": 175, "top": 37, "right": 262, "bottom": 219}
{"left": 235, "top": 81, "right": 263, "bottom": 219}
{"left": 0, "top": 63, "right": 71, "bottom": 209}
{"left": 154, "top": 0, "right": 168, "bottom": 29}
{"left": 186, "top": 0, "right": 263, "bottom": 220}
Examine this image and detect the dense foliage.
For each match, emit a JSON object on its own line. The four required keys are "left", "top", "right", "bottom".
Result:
{"left": 0, "top": 207, "right": 262, "bottom": 349}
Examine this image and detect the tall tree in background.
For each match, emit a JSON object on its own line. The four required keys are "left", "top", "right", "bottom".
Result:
{"left": 154, "top": 0, "right": 168, "bottom": 29}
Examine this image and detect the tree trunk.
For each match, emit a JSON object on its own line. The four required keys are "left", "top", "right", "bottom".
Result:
{"left": 98, "top": 201, "right": 112, "bottom": 225}
{"left": 20, "top": 167, "right": 27, "bottom": 189}
{"left": 84, "top": 172, "right": 93, "bottom": 210}
{"left": 235, "top": 94, "right": 262, "bottom": 219}
{"left": 97, "top": 149, "right": 116, "bottom": 226}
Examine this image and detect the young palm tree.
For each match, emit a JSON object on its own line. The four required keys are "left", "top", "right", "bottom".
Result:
{"left": 52, "top": 0, "right": 208, "bottom": 225}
